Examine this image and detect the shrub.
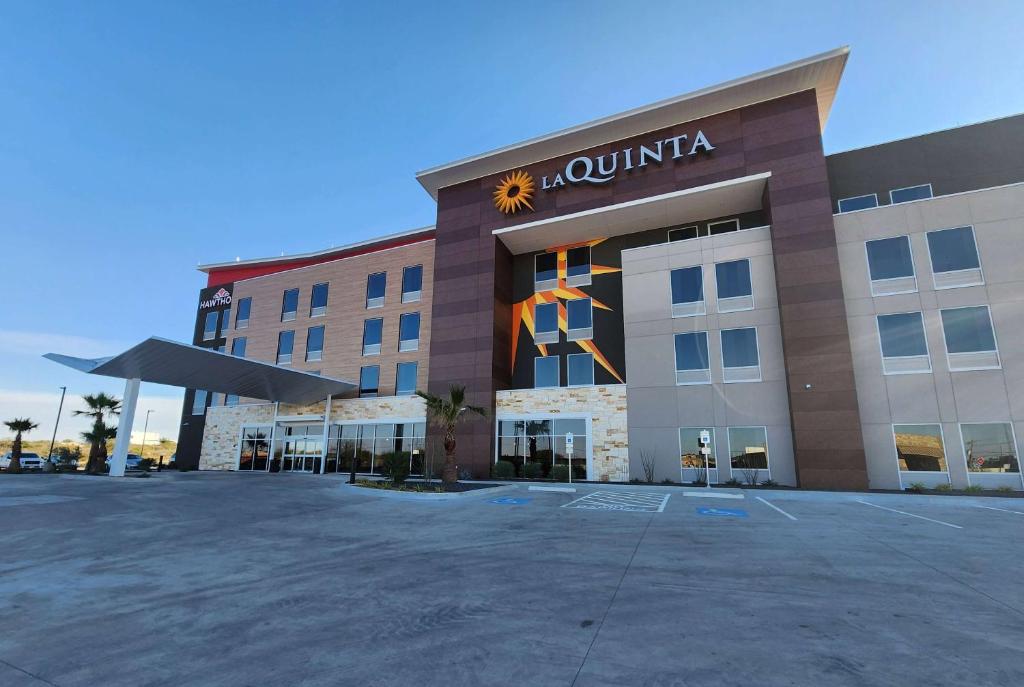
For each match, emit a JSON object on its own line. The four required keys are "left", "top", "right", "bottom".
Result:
{"left": 907, "top": 482, "right": 926, "bottom": 493}
{"left": 963, "top": 484, "right": 984, "bottom": 494}
{"left": 995, "top": 485, "right": 1016, "bottom": 493}
{"left": 492, "top": 460, "right": 516, "bottom": 480}
{"left": 639, "top": 449, "right": 656, "bottom": 483}
{"left": 382, "top": 452, "right": 411, "bottom": 485}
{"left": 550, "top": 465, "right": 571, "bottom": 482}
{"left": 661, "top": 478, "right": 675, "bottom": 485}
{"left": 139, "top": 458, "right": 156, "bottom": 472}
{"left": 760, "top": 478, "right": 778, "bottom": 487}
{"left": 934, "top": 482, "right": 953, "bottom": 492}
{"left": 724, "top": 478, "right": 742, "bottom": 487}
{"left": 523, "top": 463, "right": 544, "bottom": 479}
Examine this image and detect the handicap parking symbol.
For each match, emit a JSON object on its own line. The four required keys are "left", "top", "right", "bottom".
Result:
{"left": 489, "top": 497, "right": 531, "bottom": 505}
{"left": 697, "top": 506, "right": 748, "bottom": 518}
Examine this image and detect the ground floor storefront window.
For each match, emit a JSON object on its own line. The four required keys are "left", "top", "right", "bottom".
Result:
{"left": 497, "top": 417, "right": 589, "bottom": 479}
{"left": 325, "top": 422, "right": 426, "bottom": 476}
{"left": 238, "top": 425, "right": 272, "bottom": 471}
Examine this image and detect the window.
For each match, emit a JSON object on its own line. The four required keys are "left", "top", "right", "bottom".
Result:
{"left": 276, "top": 330, "right": 294, "bottom": 365}
{"left": 202, "top": 311, "right": 218, "bottom": 341}
{"left": 566, "top": 298, "right": 593, "bottom": 341}
{"left": 534, "top": 302, "right": 559, "bottom": 345}
{"left": 674, "top": 332, "right": 710, "bottom": 385}
{"left": 679, "top": 427, "right": 717, "bottom": 476}
{"left": 230, "top": 337, "right": 247, "bottom": 357}
{"left": 940, "top": 306, "right": 999, "bottom": 370}
{"left": 728, "top": 426, "right": 769, "bottom": 472}
{"left": 566, "top": 246, "right": 591, "bottom": 287}
{"left": 396, "top": 361, "right": 418, "bottom": 395}
{"left": 715, "top": 259, "right": 753, "bottom": 312}
{"left": 191, "top": 390, "right": 208, "bottom": 415}
{"left": 927, "top": 226, "right": 983, "bottom": 289}
{"left": 366, "top": 272, "right": 386, "bottom": 308}
{"left": 310, "top": 283, "right": 329, "bottom": 317}
{"left": 837, "top": 194, "right": 878, "bottom": 213}
{"left": 359, "top": 366, "right": 379, "bottom": 398}
{"left": 498, "top": 417, "right": 588, "bottom": 480}
{"left": 720, "top": 327, "right": 760, "bottom": 382}
{"left": 890, "top": 184, "right": 933, "bottom": 204}
{"left": 220, "top": 306, "right": 231, "bottom": 334}
{"left": 668, "top": 225, "right": 701, "bottom": 242}
{"left": 535, "top": 252, "right": 558, "bottom": 291}
{"left": 670, "top": 266, "right": 704, "bottom": 317}
{"left": 708, "top": 218, "right": 739, "bottom": 235}
{"left": 225, "top": 395, "right": 239, "bottom": 407}
{"left": 235, "top": 297, "right": 251, "bottom": 329}
{"left": 535, "top": 356, "right": 559, "bottom": 388}
{"left": 402, "top": 265, "right": 423, "bottom": 303}
{"left": 281, "top": 289, "right": 298, "bottom": 322}
{"left": 876, "top": 312, "right": 930, "bottom": 374}
{"left": 306, "top": 325, "right": 325, "bottom": 362}
{"left": 362, "top": 318, "right": 383, "bottom": 356}
{"left": 567, "top": 352, "right": 594, "bottom": 386}
{"left": 865, "top": 235, "right": 917, "bottom": 296}
{"left": 398, "top": 312, "right": 420, "bottom": 352}
{"left": 893, "top": 424, "right": 947, "bottom": 473}
{"left": 960, "top": 423, "right": 1020, "bottom": 475}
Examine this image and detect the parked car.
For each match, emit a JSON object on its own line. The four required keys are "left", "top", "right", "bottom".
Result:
{"left": 1, "top": 452, "right": 45, "bottom": 471}
{"left": 105, "top": 453, "right": 143, "bottom": 471}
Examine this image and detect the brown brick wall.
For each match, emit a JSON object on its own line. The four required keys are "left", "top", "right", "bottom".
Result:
{"left": 227, "top": 239, "right": 434, "bottom": 398}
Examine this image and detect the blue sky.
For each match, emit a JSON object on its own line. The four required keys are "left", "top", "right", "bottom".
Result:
{"left": 2, "top": 0, "right": 1022, "bottom": 442}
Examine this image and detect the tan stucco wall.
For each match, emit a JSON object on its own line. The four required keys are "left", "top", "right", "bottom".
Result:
{"left": 199, "top": 396, "right": 427, "bottom": 470}
{"left": 495, "top": 386, "right": 628, "bottom": 482}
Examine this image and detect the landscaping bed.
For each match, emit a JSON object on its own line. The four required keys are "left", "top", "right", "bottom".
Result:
{"left": 353, "top": 479, "right": 502, "bottom": 494}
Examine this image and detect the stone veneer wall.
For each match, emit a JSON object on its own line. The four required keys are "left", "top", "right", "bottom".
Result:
{"left": 495, "top": 385, "right": 628, "bottom": 482}
{"left": 199, "top": 396, "right": 427, "bottom": 471}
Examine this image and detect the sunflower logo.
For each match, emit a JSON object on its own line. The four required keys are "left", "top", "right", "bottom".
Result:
{"left": 493, "top": 170, "right": 535, "bottom": 215}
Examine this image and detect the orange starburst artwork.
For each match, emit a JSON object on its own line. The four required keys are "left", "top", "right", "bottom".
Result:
{"left": 510, "top": 239, "right": 624, "bottom": 383}
{"left": 493, "top": 170, "right": 535, "bottom": 215}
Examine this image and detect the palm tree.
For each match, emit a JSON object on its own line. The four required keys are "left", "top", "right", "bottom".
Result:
{"left": 4, "top": 418, "right": 39, "bottom": 473}
{"left": 73, "top": 393, "right": 121, "bottom": 474}
{"left": 416, "top": 384, "right": 487, "bottom": 485}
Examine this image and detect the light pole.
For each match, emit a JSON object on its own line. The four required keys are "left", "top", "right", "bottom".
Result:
{"left": 139, "top": 410, "right": 154, "bottom": 459}
{"left": 46, "top": 386, "right": 67, "bottom": 461}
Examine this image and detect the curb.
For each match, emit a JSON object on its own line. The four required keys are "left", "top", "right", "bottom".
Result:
{"left": 338, "top": 481, "right": 517, "bottom": 502}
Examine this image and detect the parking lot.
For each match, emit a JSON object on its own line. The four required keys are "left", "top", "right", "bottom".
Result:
{"left": 2, "top": 473, "right": 1023, "bottom": 686}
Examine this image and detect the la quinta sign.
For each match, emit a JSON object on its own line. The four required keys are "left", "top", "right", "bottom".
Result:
{"left": 541, "top": 130, "right": 715, "bottom": 191}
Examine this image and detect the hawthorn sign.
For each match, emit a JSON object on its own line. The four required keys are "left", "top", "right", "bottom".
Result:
{"left": 541, "top": 130, "right": 715, "bottom": 191}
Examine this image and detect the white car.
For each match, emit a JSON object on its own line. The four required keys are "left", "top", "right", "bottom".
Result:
{"left": 1, "top": 452, "right": 45, "bottom": 471}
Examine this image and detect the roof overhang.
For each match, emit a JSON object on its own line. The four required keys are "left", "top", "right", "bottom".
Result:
{"left": 492, "top": 172, "right": 770, "bottom": 254}
{"left": 44, "top": 337, "right": 355, "bottom": 404}
{"left": 416, "top": 47, "right": 848, "bottom": 200}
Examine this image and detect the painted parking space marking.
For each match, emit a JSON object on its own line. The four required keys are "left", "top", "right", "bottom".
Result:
{"left": 855, "top": 499, "right": 963, "bottom": 529}
{"left": 974, "top": 504, "right": 1024, "bottom": 516}
{"left": 562, "top": 491, "right": 670, "bottom": 513}
{"left": 696, "top": 506, "right": 748, "bottom": 518}
{"left": 755, "top": 496, "right": 797, "bottom": 521}
{"left": 489, "top": 497, "right": 531, "bottom": 505}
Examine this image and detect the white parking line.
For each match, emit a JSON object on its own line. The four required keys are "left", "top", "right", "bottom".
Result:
{"left": 562, "top": 491, "right": 670, "bottom": 513}
{"left": 974, "top": 504, "right": 1024, "bottom": 516}
{"left": 755, "top": 496, "right": 797, "bottom": 521}
{"left": 856, "top": 499, "right": 963, "bottom": 529}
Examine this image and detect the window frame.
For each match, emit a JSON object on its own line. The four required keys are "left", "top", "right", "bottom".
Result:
{"left": 202, "top": 311, "right": 218, "bottom": 341}
{"left": 305, "top": 325, "right": 325, "bottom": 362}
{"left": 191, "top": 389, "right": 208, "bottom": 416}
{"left": 727, "top": 425, "right": 771, "bottom": 479}
{"left": 534, "top": 252, "right": 559, "bottom": 292}
{"left": 366, "top": 272, "right": 387, "bottom": 309}
{"left": 674, "top": 331, "right": 711, "bottom": 386}
{"left": 864, "top": 235, "right": 918, "bottom": 297}
{"left": 235, "top": 297, "right": 251, "bottom": 329}
{"left": 534, "top": 301, "right": 559, "bottom": 345}
{"left": 230, "top": 337, "right": 247, "bottom": 358}
{"left": 891, "top": 423, "right": 950, "bottom": 489}
{"left": 534, "top": 355, "right": 560, "bottom": 389}
{"left": 395, "top": 361, "right": 418, "bottom": 396}
{"left": 401, "top": 264, "right": 423, "bottom": 304}
{"left": 925, "top": 225, "right": 985, "bottom": 290}
{"left": 939, "top": 305, "right": 1000, "bottom": 371}
{"left": 566, "top": 297, "right": 593, "bottom": 341}
{"left": 714, "top": 258, "right": 754, "bottom": 313}
{"left": 667, "top": 225, "right": 701, "bottom": 243}
{"left": 566, "top": 352, "right": 595, "bottom": 387}
{"left": 678, "top": 427, "right": 718, "bottom": 481}
{"left": 875, "top": 311, "right": 931, "bottom": 375}
{"left": 398, "top": 312, "right": 420, "bottom": 352}
{"left": 362, "top": 318, "right": 383, "bottom": 356}
{"left": 889, "top": 183, "right": 933, "bottom": 205}
{"left": 310, "top": 282, "right": 329, "bottom": 318}
{"left": 707, "top": 218, "right": 740, "bottom": 235}
{"left": 958, "top": 422, "right": 1023, "bottom": 487}
{"left": 276, "top": 330, "right": 294, "bottom": 365}
{"left": 720, "top": 327, "right": 761, "bottom": 383}
{"left": 280, "top": 288, "right": 299, "bottom": 322}
{"left": 565, "top": 246, "right": 592, "bottom": 287}
{"left": 837, "top": 193, "right": 879, "bottom": 213}
{"left": 670, "top": 265, "right": 705, "bottom": 318}
{"left": 359, "top": 365, "right": 380, "bottom": 398}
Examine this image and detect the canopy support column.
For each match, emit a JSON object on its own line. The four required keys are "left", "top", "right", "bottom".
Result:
{"left": 110, "top": 378, "right": 140, "bottom": 477}
{"left": 320, "top": 395, "right": 332, "bottom": 475}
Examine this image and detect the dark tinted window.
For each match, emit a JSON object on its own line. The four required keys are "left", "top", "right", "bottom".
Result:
{"left": 535, "top": 253, "right": 558, "bottom": 283}
{"left": 535, "top": 302, "right": 558, "bottom": 333}
{"left": 310, "top": 283, "right": 329, "bottom": 314}
{"left": 927, "top": 227, "right": 980, "bottom": 273}
{"left": 396, "top": 362, "right": 418, "bottom": 395}
{"left": 402, "top": 265, "right": 422, "bottom": 295}
{"left": 866, "top": 236, "right": 915, "bottom": 280}
{"left": 535, "top": 356, "right": 558, "bottom": 388}
{"left": 359, "top": 366, "right": 380, "bottom": 397}
{"left": 674, "top": 332, "right": 710, "bottom": 371}
{"left": 567, "top": 298, "right": 592, "bottom": 329}
{"left": 366, "top": 272, "right": 386, "bottom": 305}
{"left": 668, "top": 225, "right": 699, "bottom": 242}
{"left": 230, "top": 337, "right": 247, "bottom": 357}
{"left": 715, "top": 260, "right": 752, "bottom": 299}
{"left": 721, "top": 328, "right": 759, "bottom": 368}
{"left": 281, "top": 289, "right": 299, "bottom": 319}
{"left": 566, "top": 246, "right": 590, "bottom": 277}
{"left": 670, "top": 266, "right": 703, "bottom": 304}
{"left": 941, "top": 307, "right": 996, "bottom": 353}
{"left": 306, "top": 325, "right": 325, "bottom": 360}
{"left": 276, "top": 331, "right": 294, "bottom": 363}
{"left": 235, "top": 297, "right": 251, "bottom": 327}
{"left": 363, "top": 318, "right": 383, "bottom": 346}
{"left": 203, "top": 311, "right": 218, "bottom": 340}
{"left": 890, "top": 184, "right": 932, "bottom": 204}
{"left": 837, "top": 194, "right": 878, "bottom": 213}
{"left": 567, "top": 353, "right": 594, "bottom": 386}
{"left": 399, "top": 313, "right": 420, "bottom": 342}
{"left": 877, "top": 313, "right": 928, "bottom": 357}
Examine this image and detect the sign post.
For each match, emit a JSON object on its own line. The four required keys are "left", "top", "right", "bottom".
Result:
{"left": 699, "top": 430, "right": 712, "bottom": 490}
{"left": 566, "top": 432, "right": 574, "bottom": 484}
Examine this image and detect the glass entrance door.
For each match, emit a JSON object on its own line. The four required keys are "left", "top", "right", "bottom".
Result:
{"left": 238, "top": 426, "right": 272, "bottom": 471}
{"left": 278, "top": 424, "right": 324, "bottom": 473}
